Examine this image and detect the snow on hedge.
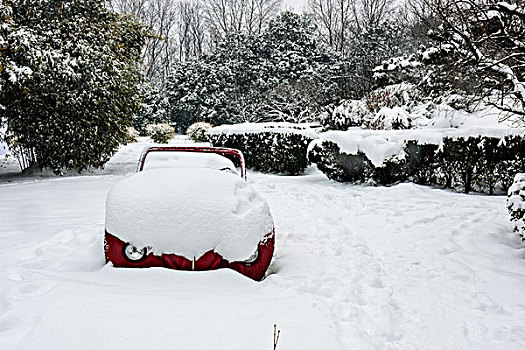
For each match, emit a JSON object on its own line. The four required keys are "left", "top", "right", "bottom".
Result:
{"left": 207, "top": 122, "right": 320, "bottom": 138}
{"left": 507, "top": 173, "right": 525, "bottom": 240}
{"left": 0, "top": 124, "right": 7, "bottom": 156}
{"left": 312, "top": 127, "right": 525, "bottom": 167}
{"left": 105, "top": 168, "right": 274, "bottom": 261}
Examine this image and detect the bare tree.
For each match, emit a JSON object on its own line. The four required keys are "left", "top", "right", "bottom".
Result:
{"left": 246, "top": 0, "right": 282, "bottom": 35}
{"left": 178, "top": 1, "right": 206, "bottom": 61}
{"left": 203, "top": 0, "right": 281, "bottom": 43}
{"left": 307, "top": 0, "right": 352, "bottom": 52}
{"left": 109, "top": 0, "right": 180, "bottom": 83}
{"left": 307, "top": 0, "right": 396, "bottom": 54}
{"left": 352, "top": 0, "right": 393, "bottom": 32}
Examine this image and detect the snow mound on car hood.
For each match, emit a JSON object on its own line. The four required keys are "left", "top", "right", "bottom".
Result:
{"left": 105, "top": 168, "right": 274, "bottom": 261}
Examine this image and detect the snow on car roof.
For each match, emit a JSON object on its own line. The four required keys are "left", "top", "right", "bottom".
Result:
{"left": 105, "top": 167, "right": 274, "bottom": 261}
{"left": 142, "top": 151, "right": 237, "bottom": 173}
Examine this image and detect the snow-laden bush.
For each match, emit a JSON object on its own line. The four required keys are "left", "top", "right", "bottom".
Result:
{"left": 507, "top": 173, "right": 525, "bottom": 240}
{"left": 126, "top": 127, "right": 140, "bottom": 143}
{"left": 186, "top": 122, "right": 213, "bottom": 142}
{"left": 320, "top": 83, "right": 427, "bottom": 131}
{"left": 309, "top": 130, "right": 525, "bottom": 194}
{"left": 207, "top": 123, "right": 319, "bottom": 175}
{"left": 371, "top": 106, "right": 411, "bottom": 130}
{"left": 319, "top": 100, "right": 367, "bottom": 131}
{"left": 146, "top": 123, "right": 174, "bottom": 143}
{"left": 308, "top": 141, "right": 372, "bottom": 183}
{"left": 308, "top": 140, "right": 406, "bottom": 185}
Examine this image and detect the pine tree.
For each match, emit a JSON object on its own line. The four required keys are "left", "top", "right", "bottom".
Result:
{"left": 166, "top": 61, "right": 235, "bottom": 130}
{"left": 0, "top": 0, "right": 152, "bottom": 172}
{"left": 133, "top": 83, "right": 170, "bottom": 134}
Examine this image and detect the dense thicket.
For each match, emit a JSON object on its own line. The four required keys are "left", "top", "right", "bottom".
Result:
{"left": 372, "top": 0, "right": 525, "bottom": 122}
{"left": 0, "top": 0, "right": 150, "bottom": 172}
{"left": 166, "top": 12, "right": 342, "bottom": 130}
{"left": 416, "top": 0, "right": 524, "bottom": 117}
{"left": 112, "top": 0, "right": 525, "bottom": 134}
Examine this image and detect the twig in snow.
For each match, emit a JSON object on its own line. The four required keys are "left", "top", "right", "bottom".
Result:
{"left": 273, "top": 324, "right": 280, "bottom": 350}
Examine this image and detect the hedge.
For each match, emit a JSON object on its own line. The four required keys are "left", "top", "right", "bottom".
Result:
{"left": 207, "top": 123, "right": 319, "bottom": 175}
{"left": 309, "top": 134, "right": 525, "bottom": 194}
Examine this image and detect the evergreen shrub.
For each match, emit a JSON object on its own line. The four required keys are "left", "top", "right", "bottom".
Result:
{"left": 309, "top": 141, "right": 371, "bottom": 182}
{"left": 187, "top": 122, "right": 213, "bottom": 142}
{"left": 319, "top": 101, "right": 366, "bottom": 131}
{"left": 126, "top": 127, "right": 140, "bottom": 143}
{"left": 146, "top": 123, "right": 174, "bottom": 143}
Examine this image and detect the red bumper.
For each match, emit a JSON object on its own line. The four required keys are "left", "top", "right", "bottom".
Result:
{"left": 104, "top": 230, "right": 275, "bottom": 281}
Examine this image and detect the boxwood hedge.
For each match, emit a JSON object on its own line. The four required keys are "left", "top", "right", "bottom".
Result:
{"left": 207, "top": 126, "right": 318, "bottom": 175}
{"left": 309, "top": 135, "right": 525, "bottom": 194}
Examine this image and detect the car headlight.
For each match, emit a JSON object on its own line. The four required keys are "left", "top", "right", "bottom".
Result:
{"left": 243, "top": 248, "right": 259, "bottom": 264}
{"left": 123, "top": 243, "right": 147, "bottom": 262}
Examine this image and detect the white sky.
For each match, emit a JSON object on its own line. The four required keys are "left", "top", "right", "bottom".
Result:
{"left": 282, "top": 0, "right": 307, "bottom": 12}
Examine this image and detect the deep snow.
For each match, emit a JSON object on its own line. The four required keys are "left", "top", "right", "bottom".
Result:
{"left": 106, "top": 167, "right": 273, "bottom": 260}
{"left": 1, "top": 142, "right": 524, "bottom": 349}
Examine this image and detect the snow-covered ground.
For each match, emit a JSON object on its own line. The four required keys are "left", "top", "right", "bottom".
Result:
{"left": 1, "top": 142, "right": 524, "bottom": 349}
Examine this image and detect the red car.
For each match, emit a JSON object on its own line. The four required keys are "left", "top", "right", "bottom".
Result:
{"left": 104, "top": 146, "right": 275, "bottom": 281}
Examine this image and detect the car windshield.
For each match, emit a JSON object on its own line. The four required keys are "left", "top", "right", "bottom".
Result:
{"left": 141, "top": 151, "right": 238, "bottom": 174}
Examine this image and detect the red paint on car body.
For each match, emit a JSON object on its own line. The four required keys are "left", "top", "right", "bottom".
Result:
{"left": 104, "top": 230, "right": 275, "bottom": 281}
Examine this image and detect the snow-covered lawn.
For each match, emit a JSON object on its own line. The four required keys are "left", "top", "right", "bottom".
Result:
{"left": 1, "top": 144, "right": 524, "bottom": 349}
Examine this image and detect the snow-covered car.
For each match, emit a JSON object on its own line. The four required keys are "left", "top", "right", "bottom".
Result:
{"left": 104, "top": 146, "right": 275, "bottom": 281}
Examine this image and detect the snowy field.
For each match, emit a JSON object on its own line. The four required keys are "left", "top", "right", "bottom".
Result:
{"left": 1, "top": 143, "right": 525, "bottom": 349}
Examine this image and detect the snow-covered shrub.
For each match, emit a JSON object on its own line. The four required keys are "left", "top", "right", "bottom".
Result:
{"left": 146, "top": 123, "right": 174, "bottom": 143}
{"left": 320, "top": 83, "right": 428, "bottom": 131}
{"left": 319, "top": 100, "right": 367, "bottom": 131}
{"left": 365, "top": 89, "right": 400, "bottom": 113}
{"left": 186, "top": 122, "right": 213, "bottom": 142}
{"left": 207, "top": 123, "right": 319, "bottom": 175}
{"left": 436, "top": 136, "right": 525, "bottom": 194}
{"left": 308, "top": 140, "right": 406, "bottom": 185}
{"left": 435, "top": 137, "right": 481, "bottom": 193}
{"left": 126, "top": 127, "right": 140, "bottom": 143}
{"left": 308, "top": 141, "right": 371, "bottom": 182}
{"left": 371, "top": 106, "right": 411, "bottom": 130}
{"left": 507, "top": 173, "right": 525, "bottom": 240}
